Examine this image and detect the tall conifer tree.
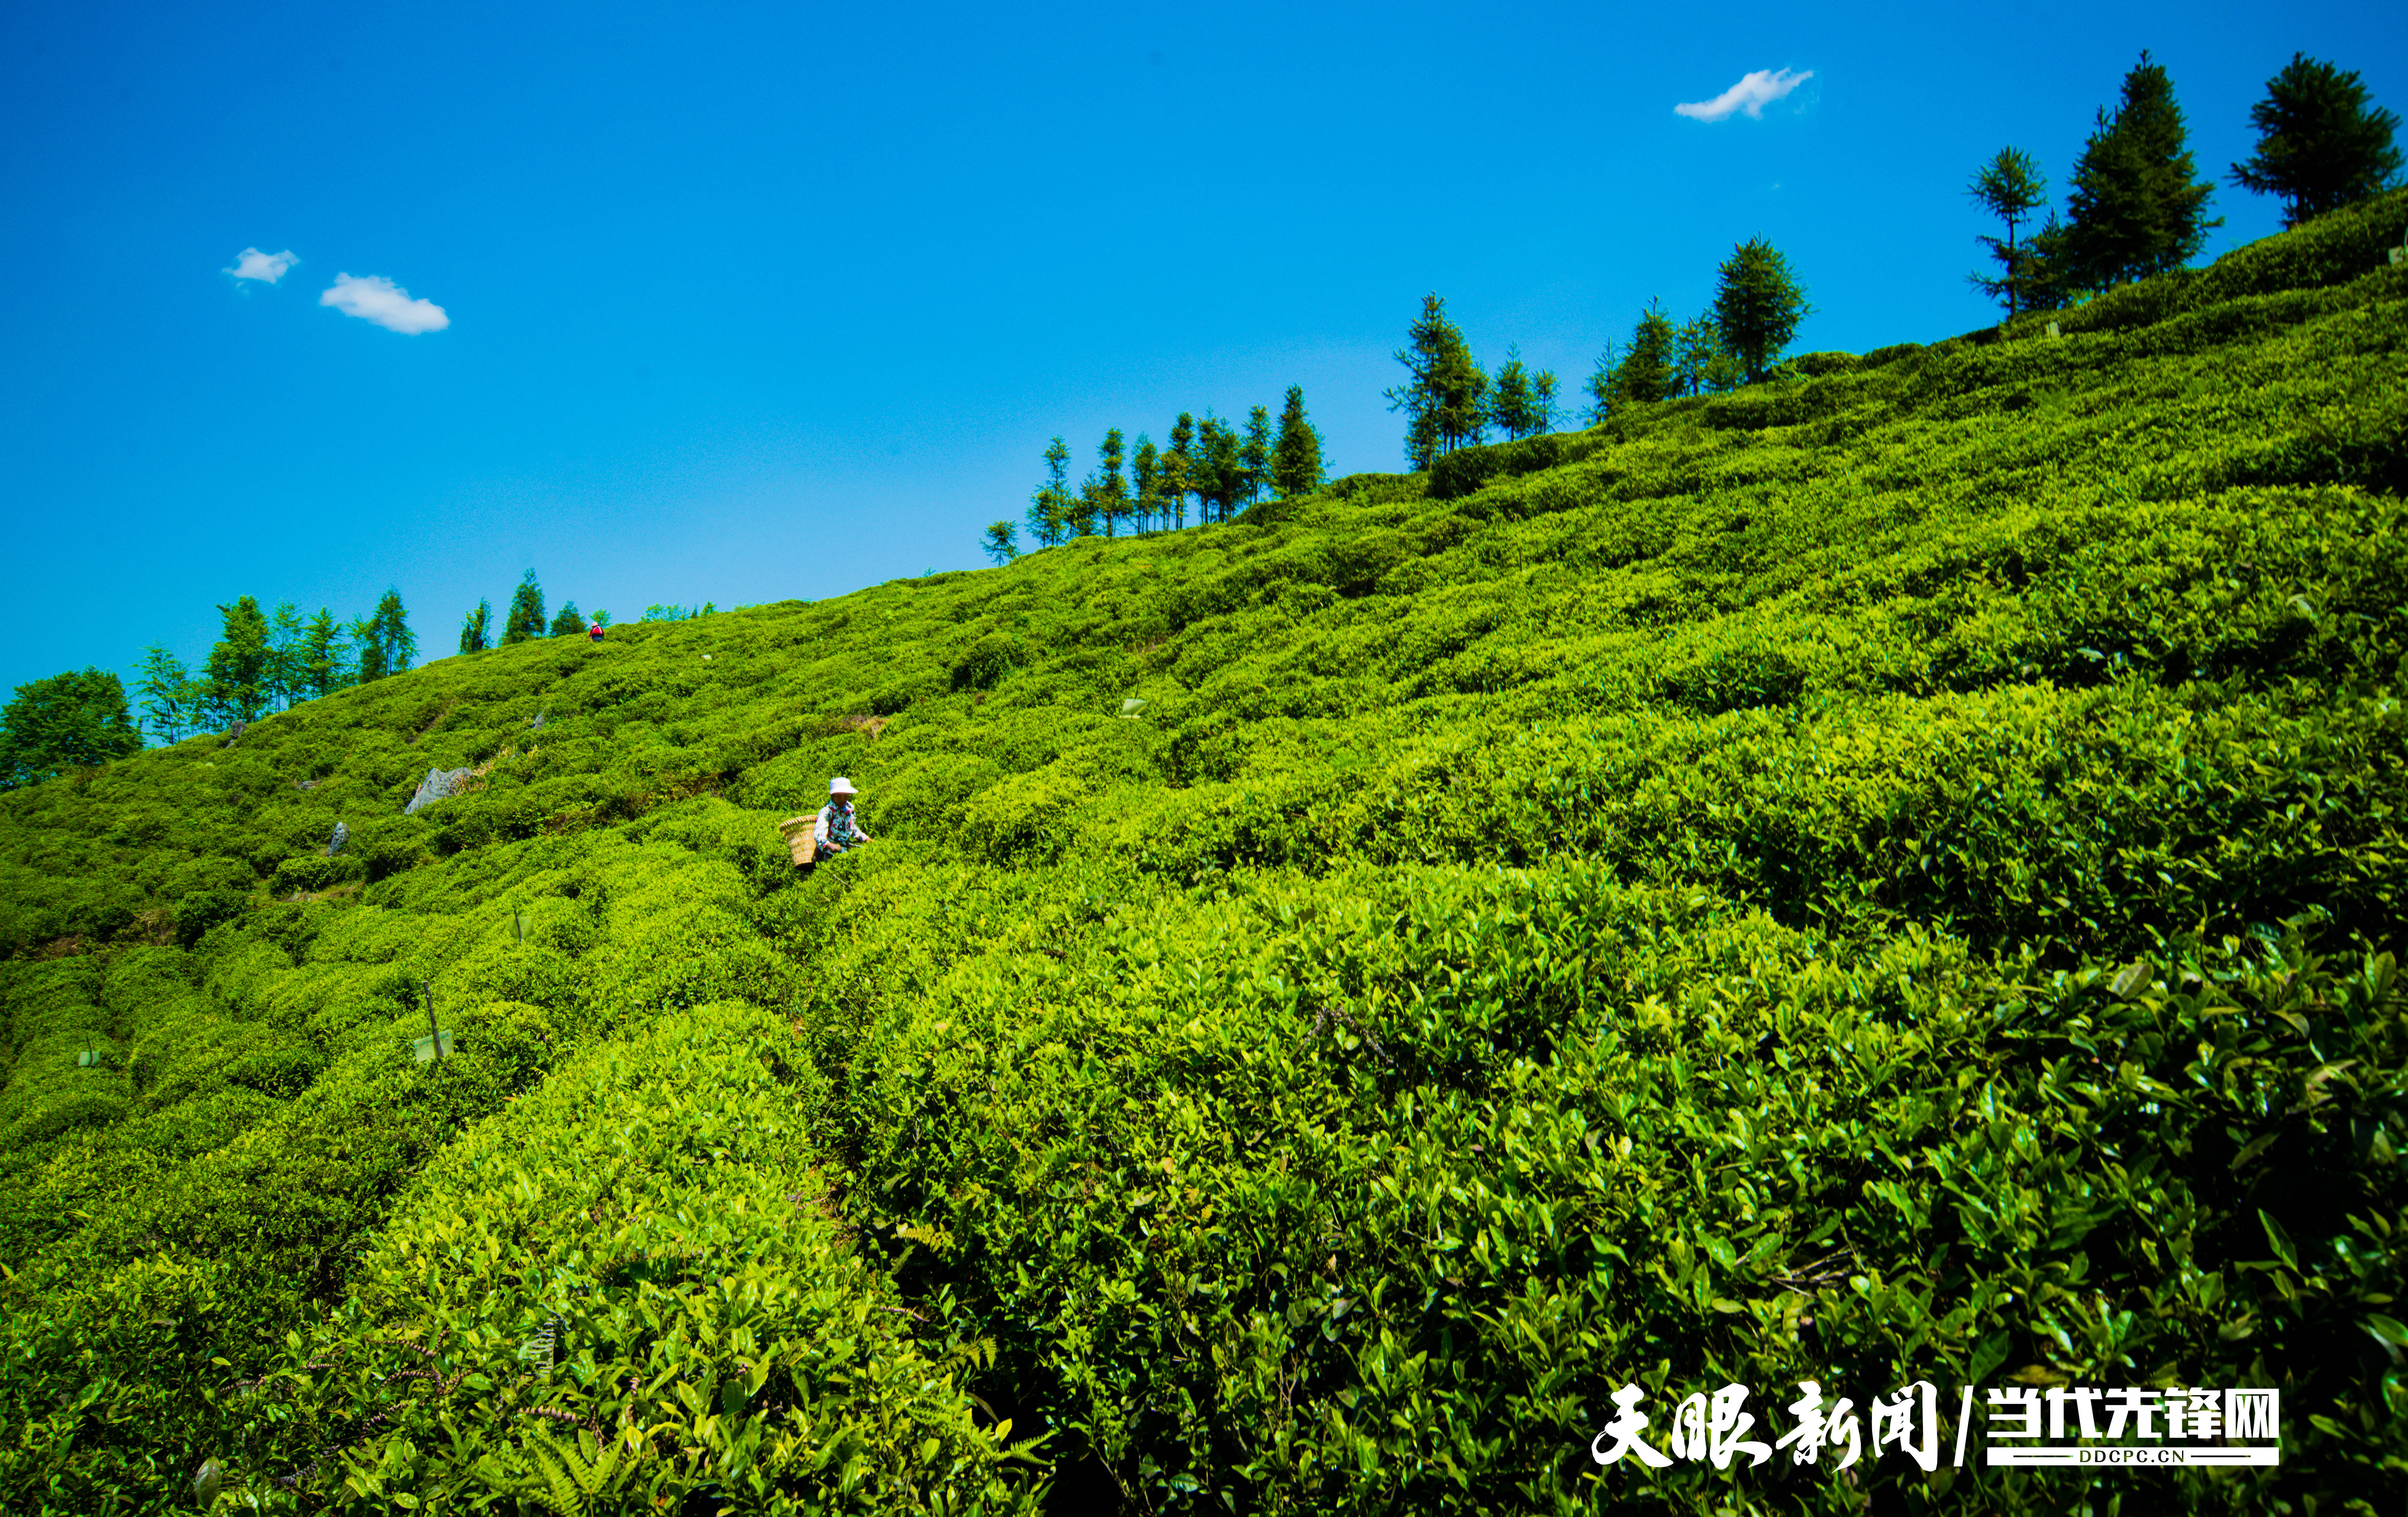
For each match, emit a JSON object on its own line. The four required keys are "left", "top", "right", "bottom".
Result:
{"left": 1089, "top": 430, "right": 1129, "bottom": 537}
{"left": 1131, "top": 435, "right": 1161, "bottom": 533}
{"left": 365, "top": 589, "right": 415, "bottom": 679}
{"left": 205, "top": 597, "right": 272, "bottom": 723}
{"left": 1612, "top": 300, "right": 1680, "bottom": 405}
{"left": 301, "top": 609, "right": 346, "bottom": 696}
{"left": 1027, "top": 437, "right": 1072, "bottom": 547}
{"left": 1672, "top": 316, "right": 1738, "bottom": 396}
{"left": 1487, "top": 348, "right": 1539, "bottom": 440}
{"left": 1710, "top": 239, "right": 1812, "bottom": 384}
{"left": 2230, "top": 53, "right": 2404, "bottom": 227}
{"left": 1240, "top": 407, "right": 1273, "bottom": 506}
{"left": 503, "top": 570, "right": 547, "bottom": 644}
{"left": 1384, "top": 293, "right": 1487, "bottom": 469}
{"left": 1583, "top": 339, "right": 1620, "bottom": 425}
{"left": 460, "top": 601, "right": 493, "bottom": 655}
{"left": 2063, "top": 51, "right": 2221, "bottom": 289}
{"left": 1165, "top": 414, "right": 1197, "bottom": 530}
{"left": 1966, "top": 147, "right": 2051, "bottom": 317}
{"left": 135, "top": 645, "right": 193, "bottom": 745}
{"left": 1196, "top": 414, "right": 1243, "bottom": 524}
{"left": 1271, "top": 386, "right": 1324, "bottom": 498}
{"left": 265, "top": 601, "right": 307, "bottom": 711}
{"left": 350, "top": 617, "right": 386, "bottom": 683}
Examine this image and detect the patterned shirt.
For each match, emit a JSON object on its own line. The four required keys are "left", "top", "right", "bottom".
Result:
{"left": 815, "top": 799, "right": 865, "bottom": 852}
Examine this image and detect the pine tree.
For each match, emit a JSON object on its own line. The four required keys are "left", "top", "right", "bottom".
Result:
{"left": 1711, "top": 239, "right": 1812, "bottom": 384}
{"left": 1531, "top": 368, "right": 1561, "bottom": 431}
{"left": 1027, "top": 437, "right": 1072, "bottom": 547}
{"left": 1612, "top": 301, "right": 1679, "bottom": 406}
{"left": 1196, "top": 414, "right": 1243, "bottom": 524}
{"left": 350, "top": 616, "right": 386, "bottom": 683}
{"left": 1088, "top": 429, "right": 1129, "bottom": 537}
{"left": 1191, "top": 415, "right": 1222, "bottom": 526}
{"left": 1966, "top": 147, "right": 2051, "bottom": 317}
{"left": 205, "top": 597, "right": 272, "bottom": 724}
{"left": 1131, "top": 434, "right": 1161, "bottom": 533}
{"left": 1063, "top": 473, "right": 1099, "bottom": 538}
{"left": 0, "top": 669, "right": 143, "bottom": 788}
{"left": 1240, "top": 407, "right": 1273, "bottom": 505}
{"left": 1583, "top": 339, "right": 1620, "bottom": 425}
{"left": 1165, "top": 414, "right": 1198, "bottom": 530}
{"left": 135, "top": 644, "right": 193, "bottom": 745}
{"left": 264, "top": 601, "right": 307, "bottom": 711}
{"left": 2063, "top": 51, "right": 2221, "bottom": 290}
{"left": 302, "top": 609, "right": 347, "bottom": 697}
{"left": 2012, "top": 211, "right": 2079, "bottom": 312}
{"left": 1487, "top": 348, "right": 1539, "bottom": 440}
{"left": 1671, "top": 316, "right": 1724, "bottom": 397}
{"left": 1383, "top": 293, "right": 1487, "bottom": 469}
{"left": 1271, "top": 386, "right": 1325, "bottom": 498}
{"left": 503, "top": 569, "right": 547, "bottom": 644}
{"left": 366, "top": 589, "right": 415, "bottom": 678}
{"left": 549, "top": 602, "right": 588, "bottom": 637}
{"left": 981, "top": 521, "right": 1020, "bottom": 565}
{"left": 460, "top": 600, "right": 493, "bottom": 655}
{"left": 2231, "top": 53, "right": 2405, "bottom": 228}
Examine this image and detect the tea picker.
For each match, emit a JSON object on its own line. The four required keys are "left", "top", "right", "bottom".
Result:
{"left": 777, "top": 777, "right": 874, "bottom": 868}
{"left": 815, "top": 777, "right": 873, "bottom": 857}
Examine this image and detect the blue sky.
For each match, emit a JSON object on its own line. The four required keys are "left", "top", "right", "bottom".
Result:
{"left": 2, "top": 0, "right": 2398, "bottom": 712}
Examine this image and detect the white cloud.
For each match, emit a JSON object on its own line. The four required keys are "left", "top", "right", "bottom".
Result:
{"left": 318, "top": 273, "right": 451, "bottom": 335}
{"left": 224, "top": 247, "right": 298, "bottom": 283}
{"left": 1675, "top": 68, "right": 1813, "bottom": 123}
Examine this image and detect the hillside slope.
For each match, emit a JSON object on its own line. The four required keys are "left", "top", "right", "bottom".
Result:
{"left": 3, "top": 193, "right": 2405, "bottom": 1515}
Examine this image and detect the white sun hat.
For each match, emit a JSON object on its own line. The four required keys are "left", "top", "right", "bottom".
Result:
{"left": 830, "top": 776, "right": 857, "bottom": 795}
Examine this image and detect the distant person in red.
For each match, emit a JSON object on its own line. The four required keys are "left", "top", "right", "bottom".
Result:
{"left": 588, "top": 621, "right": 605, "bottom": 643}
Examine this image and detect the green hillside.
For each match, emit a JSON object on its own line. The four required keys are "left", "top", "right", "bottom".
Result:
{"left": 4, "top": 193, "right": 2405, "bottom": 1515}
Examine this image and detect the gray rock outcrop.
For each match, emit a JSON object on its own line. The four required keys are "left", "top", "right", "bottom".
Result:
{"left": 325, "top": 821, "right": 349, "bottom": 857}
{"left": 404, "top": 767, "right": 475, "bottom": 815}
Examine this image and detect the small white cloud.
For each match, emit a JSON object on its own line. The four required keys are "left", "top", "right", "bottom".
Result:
{"left": 318, "top": 272, "right": 450, "bottom": 335}
{"left": 224, "top": 247, "right": 298, "bottom": 283}
{"left": 1675, "top": 67, "right": 1813, "bottom": 123}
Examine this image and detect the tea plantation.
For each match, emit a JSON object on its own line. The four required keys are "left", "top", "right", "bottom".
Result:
{"left": 3, "top": 193, "right": 2405, "bottom": 1515}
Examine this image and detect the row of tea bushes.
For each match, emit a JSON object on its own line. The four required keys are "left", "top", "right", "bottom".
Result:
{"left": 0, "top": 818, "right": 816, "bottom": 1510}
{"left": 236, "top": 1002, "right": 1046, "bottom": 1513}
{"left": 775, "top": 850, "right": 2406, "bottom": 1513}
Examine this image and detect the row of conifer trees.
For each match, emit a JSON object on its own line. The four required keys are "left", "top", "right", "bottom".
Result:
{"left": 989, "top": 47, "right": 2399, "bottom": 540}
{"left": 983, "top": 386, "right": 1330, "bottom": 563}
{"left": 453, "top": 569, "right": 599, "bottom": 656}
{"left": 1964, "top": 50, "right": 2402, "bottom": 319}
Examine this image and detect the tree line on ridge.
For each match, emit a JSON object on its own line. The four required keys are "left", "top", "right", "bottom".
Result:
{"left": 987, "top": 45, "right": 2400, "bottom": 567}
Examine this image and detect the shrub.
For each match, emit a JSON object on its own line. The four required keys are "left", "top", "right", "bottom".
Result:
{"left": 173, "top": 888, "right": 248, "bottom": 948}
